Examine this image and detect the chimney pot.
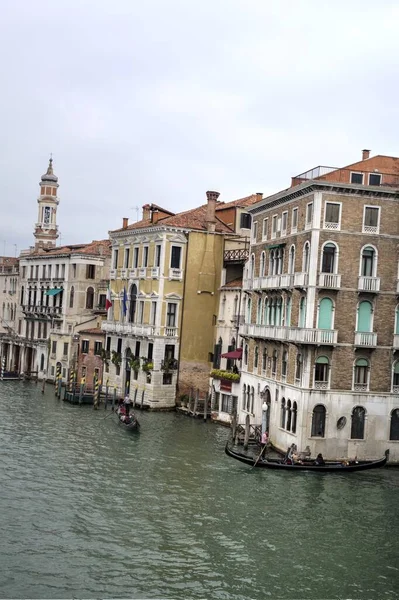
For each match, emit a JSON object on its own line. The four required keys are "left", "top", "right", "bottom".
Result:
{"left": 142, "top": 204, "right": 151, "bottom": 221}
{"left": 206, "top": 191, "right": 220, "bottom": 232}
{"left": 122, "top": 217, "right": 129, "bottom": 229}
{"left": 362, "top": 149, "right": 371, "bottom": 160}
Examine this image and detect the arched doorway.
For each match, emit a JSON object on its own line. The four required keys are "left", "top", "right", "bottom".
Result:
{"left": 261, "top": 387, "right": 272, "bottom": 433}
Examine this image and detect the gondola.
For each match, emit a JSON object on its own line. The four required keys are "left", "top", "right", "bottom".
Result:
{"left": 225, "top": 442, "right": 388, "bottom": 472}
{"left": 116, "top": 407, "right": 140, "bottom": 431}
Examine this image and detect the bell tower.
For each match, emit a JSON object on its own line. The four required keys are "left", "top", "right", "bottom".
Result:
{"left": 34, "top": 157, "right": 60, "bottom": 249}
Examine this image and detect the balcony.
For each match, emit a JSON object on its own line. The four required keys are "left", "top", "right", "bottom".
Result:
{"left": 318, "top": 273, "right": 342, "bottom": 289}
{"left": 120, "top": 268, "right": 128, "bottom": 279}
{"left": 138, "top": 268, "right": 146, "bottom": 279}
{"left": 240, "top": 323, "right": 337, "bottom": 345}
{"left": 243, "top": 278, "right": 253, "bottom": 291}
{"left": 393, "top": 334, "right": 399, "bottom": 349}
{"left": 164, "top": 326, "right": 178, "bottom": 337}
{"left": 358, "top": 276, "right": 380, "bottom": 292}
{"left": 129, "top": 268, "right": 137, "bottom": 279}
{"left": 294, "top": 272, "right": 308, "bottom": 287}
{"left": 110, "top": 269, "right": 117, "bottom": 280}
{"left": 102, "top": 322, "right": 156, "bottom": 336}
{"left": 223, "top": 248, "right": 249, "bottom": 264}
{"left": 151, "top": 267, "right": 160, "bottom": 279}
{"left": 169, "top": 268, "right": 183, "bottom": 281}
{"left": 161, "top": 358, "right": 179, "bottom": 371}
{"left": 354, "top": 332, "right": 377, "bottom": 347}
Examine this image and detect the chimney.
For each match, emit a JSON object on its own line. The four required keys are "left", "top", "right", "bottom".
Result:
{"left": 142, "top": 204, "right": 151, "bottom": 220}
{"left": 256, "top": 192, "right": 263, "bottom": 201}
{"left": 362, "top": 149, "right": 371, "bottom": 161}
{"left": 122, "top": 217, "right": 129, "bottom": 229}
{"left": 152, "top": 209, "right": 159, "bottom": 225}
{"left": 206, "top": 190, "right": 220, "bottom": 232}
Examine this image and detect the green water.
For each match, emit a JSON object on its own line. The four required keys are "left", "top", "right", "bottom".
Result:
{"left": 0, "top": 381, "right": 398, "bottom": 599}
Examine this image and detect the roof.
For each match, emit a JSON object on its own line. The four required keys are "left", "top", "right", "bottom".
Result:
{"left": 216, "top": 193, "right": 262, "bottom": 210}
{"left": 0, "top": 256, "right": 19, "bottom": 266}
{"left": 78, "top": 328, "right": 105, "bottom": 336}
{"left": 27, "top": 239, "right": 111, "bottom": 259}
{"left": 221, "top": 277, "right": 242, "bottom": 289}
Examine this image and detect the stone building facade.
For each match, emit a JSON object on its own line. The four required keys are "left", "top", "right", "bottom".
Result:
{"left": 238, "top": 151, "right": 399, "bottom": 461}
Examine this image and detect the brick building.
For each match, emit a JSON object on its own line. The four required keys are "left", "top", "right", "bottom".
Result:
{"left": 238, "top": 150, "right": 399, "bottom": 462}
{"left": 76, "top": 327, "right": 106, "bottom": 389}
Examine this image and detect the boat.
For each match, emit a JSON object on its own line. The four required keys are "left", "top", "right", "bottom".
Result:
{"left": 225, "top": 442, "right": 389, "bottom": 472}
{"left": 116, "top": 407, "right": 140, "bottom": 431}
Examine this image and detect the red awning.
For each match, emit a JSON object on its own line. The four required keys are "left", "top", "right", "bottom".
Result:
{"left": 221, "top": 348, "right": 243, "bottom": 360}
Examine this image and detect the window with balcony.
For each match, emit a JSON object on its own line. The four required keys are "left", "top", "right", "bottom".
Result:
{"left": 318, "top": 297, "right": 333, "bottom": 329}
{"left": 390, "top": 408, "right": 399, "bottom": 440}
{"left": 351, "top": 406, "right": 366, "bottom": 439}
{"left": 256, "top": 298, "right": 262, "bottom": 324}
{"left": 240, "top": 213, "right": 251, "bottom": 229}
{"left": 284, "top": 296, "right": 292, "bottom": 326}
{"left": 357, "top": 300, "right": 373, "bottom": 333}
{"left": 155, "top": 245, "right": 161, "bottom": 268}
{"left": 133, "top": 247, "right": 139, "bottom": 268}
{"left": 324, "top": 202, "right": 341, "bottom": 230}
{"left": 166, "top": 302, "right": 177, "bottom": 327}
{"left": 302, "top": 242, "right": 310, "bottom": 273}
{"left": 354, "top": 358, "right": 369, "bottom": 391}
{"left": 170, "top": 246, "right": 182, "bottom": 269}
{"left": 298, "top": 297, "right": 306, "bottom": 328}
{"left": 360, "top": 246, "right": 377, "bottom": 277}
{"left": 305, "top": 202, "right": 313, "bottom": 228}
{"left": 369, "top": 173, "right": 381, "bottom": 186}
{"left": 363, "top": 206, "right": 380, "bottom": 234}
{"left": 311, "top": 404, "right": 326, "bottom": 437}
{"left": 151, "top": 301, "right": 157, "bottom": 326}
{"left": 124, "top": 248, "right": 130, "bottom": 269}
{"left": 69, "top": 286, "right": 74, "bottom": 308}
{"left": 351, "top": 172, "right": 364, "bottom": 184}
{"left": 291, "top": 207, "right": 298, "bottom": 233}
{"left": 259, "top": 251, "right": 266, "bottom": 277}
{"left": 142, "top": 246, "right": 149, "bottom": 268}
{"left": 129, "top": 284, "right": 137, "bottom": 323}
{"left": 138, "top": 301, "right": 144, "bottom": 324}
{"left": 314, "top": 356, "right": 329, "bottom": 389}
{"left": 321, "top": 243, "right": 338, "bottom": 274}
{"left": 262, "top": 218, "right": 268, "bottom": 240}
{"left": 288, "top": 245, "right": 295, "bottom": 274}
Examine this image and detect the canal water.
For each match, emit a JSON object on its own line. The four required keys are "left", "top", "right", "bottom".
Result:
{"left": 0, "top": 382, "right": 398, "bottom": 600}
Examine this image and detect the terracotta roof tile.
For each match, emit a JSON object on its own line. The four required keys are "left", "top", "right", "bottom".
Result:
{"left": 221, "top": 278, "right": 242, "bottom": 289}
{"left": 27, "top": 240, "right": 111, "bottom": 258}
{"left": 216, "top": 194, "right": 261, "bottom": 210}
{"left": 78, "top": 328, "right": 105, "bottom": 335}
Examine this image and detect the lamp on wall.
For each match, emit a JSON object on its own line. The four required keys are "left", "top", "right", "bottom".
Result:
{"left": 262, "top": 401, "right": 268, "bottom": 436}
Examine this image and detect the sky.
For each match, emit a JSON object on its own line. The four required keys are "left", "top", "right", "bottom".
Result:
{"left": 0, "top": 0, "right": 398, "bottom": 255}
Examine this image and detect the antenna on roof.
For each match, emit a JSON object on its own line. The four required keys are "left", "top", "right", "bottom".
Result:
{"left": 130, "top": 206, "right": 139, "bottom": 222}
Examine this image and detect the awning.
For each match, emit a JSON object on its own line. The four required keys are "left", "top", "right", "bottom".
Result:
{"left": 45, "top": 288, "right": 63, "bottom": 296}
{"left": 221, "top": 348, "right": 243, "bottom": 360}
{"left": 267, "top": 243, "right": 286, "bottom": 250}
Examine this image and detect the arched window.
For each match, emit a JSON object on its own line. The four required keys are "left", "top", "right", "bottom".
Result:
{"left": 129, "top": 284, "right": 137, "bottom": 323}
{"left": 282, "top": 350, "right": 288, "bottom": 379}
{"left": 351, "top": 406, "right": 366, "bottom": 439}
{"left": 288, "top": 245, "right": 295, "bottom": 274}
{"left": 40, "top": 353, "right": 45, "bottom": 371}
{"left": 277, "top": 248, "right": 284, "bottom": 275}
{"left": 311, "top": 404, "right": 326, "bottom": 437}
{"left": 390, "top": 408, "right": 399, "bottom": 441}
{"left": 246, "top": 298, "right": 252, "bottom": 324}
{"left": 281, "top": 398, "right": 286, "bottom": 428}
{"left": 292, "top": 402, "right": 298, "bottom": 434}
{"left": 254, "top": 346, "right": 259, "bottom": 370}
{"left": 284, "top": 296, "right": 291, "bottom": 326}
{"left": 303, "top": 242, "right": 310, "bottom": 272}
{"left": 354, "top": 358, "right": 369, "bottom": 391}
{"left": 286, "top": 399, "right": 292, "bottom": 431}
{"left": 299, "top": 296, "right": 306, "bottom": 328}
{"left": 69, "top": 285, "right": 74, "bottom": 308}
{"left": 250, "top": 254, "right": 255, "bottom": 279}
{"left": 86, "top": 286, "right": 94, "bottom": 309}
{"left": 393, "top": 361, "right": 399, "bottom": 392}
{"left": 318, "top": 297, "right": 333, "bottom": 329}
{"left": 260, "top": 251, "right": 266, "bottom": 277}
{"left": 395, "top": 305, "right": 399, "bottom": 335}
{"left": 244, "top": 344, "right": 248, "bottom": 365}
{"left": 272, "top": 350, "right": 277, "bottom": 375}
{"left": 315, "top": 356, "right": 329, "bottom": 388}
{"left": 251, "top": 387, "right": 255, "bottom": 413}
{"left": 276, "top": 297, "right": 282, "bottom": 326}
{"left": 321, "top": 243, "right": 337, "bottom": 274}
{"left": 357, "top": 301, "right": 373, "bottom": 332}
{"left": 360, "top": 245, "right": 377, "bottom": 277}
{"left": 262, "top": 347, "right": 267, "bottom": 371}
{"left": 257, "top": 298, "right": 262, "bottom": 324}
{"left": 242, "top": 384, "right": 247, "bottom": 410}
{"left": 295, "top": 353, "right": 302, "bottom": 382}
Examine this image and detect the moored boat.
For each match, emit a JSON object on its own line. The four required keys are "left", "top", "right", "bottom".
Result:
{"left": 225, "top": 442, "right": 388, "bottom": 472}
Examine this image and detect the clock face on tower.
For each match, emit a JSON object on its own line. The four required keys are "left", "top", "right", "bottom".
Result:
{"left": 44, "top": 207, "right": 51, "bottom": 224}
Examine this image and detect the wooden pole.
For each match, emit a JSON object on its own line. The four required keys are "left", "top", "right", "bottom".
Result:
{"left": 231, "top": 412, "right": 237, "bottom": 441}
{"left": 57, "top": 373, "right": 62, "bottom": 399}
{"left": 41, "top": 375, "right": 46, "bottom": 394}
{"left": 244, "top": 414, "right": 250, "bottom": 450}
{"left": 112, "top": 386, "right": 116, "bottom": 411}
{"left": 141, "top": 389, "right": 144, "bottom": 408}
{"left": 203, "top": 392, "right": 208, "bottom": 421}
{"left": 79, "top": 377, "right": 85, "bottom": 405}
{"left": 193, "top": 389, "right": 199, "bottom": 417}
{"left": 104, "top": 379, "right": 109, "bottom": 410}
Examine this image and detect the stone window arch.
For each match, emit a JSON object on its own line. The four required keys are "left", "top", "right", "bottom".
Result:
{"left": 359, "top": 244, "right": 378, "bottom": 277}
{"left": 311, "top": 404, "right": 326, "bottom": 437}
{"left": 86, "top": 286, "right": 94, "bottom": 309}
{"left": 351, "top": 406, "right": 366, "bottom": 439}
{"left": 353, "top": 358, "right": 370, "bottom": 392}
{"left": 321, "top": 242, "right": 339, "bottom": 274}
{"left": 389, "top": 408, "right": 399, "bottom": 441}
{"left": 69, "top": 285, "right": 74, "bottom": 308}
{"left": 281, "top": 397, "right": 286, "bottom": 428}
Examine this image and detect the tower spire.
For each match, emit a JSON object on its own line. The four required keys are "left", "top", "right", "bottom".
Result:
{"left": 34, "top": 158, "right": 60, "bottom": 249}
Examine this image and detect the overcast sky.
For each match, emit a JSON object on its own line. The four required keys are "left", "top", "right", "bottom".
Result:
{"left": 0, "top": 0, "right": 398, "bottom": 255}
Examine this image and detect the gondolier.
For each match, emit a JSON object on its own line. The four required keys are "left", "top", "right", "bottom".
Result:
{"left": 124, "top": 394, "right": 132, "bottom": 417}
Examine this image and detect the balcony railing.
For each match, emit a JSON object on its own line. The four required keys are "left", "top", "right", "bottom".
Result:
{"left": 318, "top": 273, "right": 341, "bottom": 288}
{"left": 354, "top": 332, "right": 377, "bottom": 347}
{"left": 393, "top": 334, "right": 399, "bottom": 349}
{"left": 294, "top": 272, "right": 308, "bottom": 287}
{"left": 151, "top": 267, "right": 160, "bottom": 278}
{"left": 129, "top": 268, "right": 137, "bottom": 279}
{"left": 358, "top": 276, "right": 380, "bottom": 292}
{"left": 110, "top": 269, "right": 117, "bottom": 280}
{"left": 120, "top": 268, "right": 128, "bottom": 279}
{"left": 138, "top": 268, "right": 146, "bottom": 279}
{"left": 224, "top": 248, "right": 249, "bottom": 263}
{"left": 101, "top": 321, "right": 179, "bottom": 338}
{"left": 240, "top": 323, "right": 337, "bottom": 345}
{"left": 169, "top": 268, "right": 183, "bottom": 281}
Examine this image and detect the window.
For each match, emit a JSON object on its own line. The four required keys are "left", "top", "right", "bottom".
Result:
{"left": 262, "top": 218, "right": 268, "bottom": 240}
{"left": 363, "top": 206, "right": 380, "bottom": 233}
{"left": 252, "top": 221, "right": 258, "bottom": 242}
{"left": 354, "top": 358, "right": 369, "bottom": 391}
{"left": 98, "top": 294, "right": 106, "bottom": 309}
{"left": 124, "top": 248, "right": 130, "bottom": 268}
{"left": 133, "top": 247, "right": 139, "bottom": 268}
{"left": 244, "top": 344, "right": 248, "bottom": 365}
{"left": 291, "top": 208, "right": 298, "bottom": 232}
{"left": 288, "top": 245, "right": 295, "bottom": 274}
{"left": 305, "top": 203, "right": 313, "bottom": 228}
{"left": 295, "top": 352, "right": 302, "bottom": 382}
{"left": 155, "top": 245, "right": 161, "bottom": 268}
{"left": 282, "top": 350, "right": 288, "bottom": 379}
{"left": 390, "top": 408, "right": 399, "bottom": 441}
{"left": 63, "top": 342, "right": 68, "bottom": 356}
{"left": 311, "top": 404, "right": 326, "bottom": 437}
{"left": 286, "top": 400, "right": 292, "bottom": 431}
{"left": 318, "top": 297, "right": 333, "bottom": 330}
{"left": 292, "top": 402, "right": 297, "bottom": 434}
{"left": 361, "top": 246, "right": 376, "bottom": 277}
{"left": 281, "top": 212, "right": 288, "bottom": 236}
{"left": 315, "top": 356, "right": 329, "bottom": 388}
{"left": 106, "top": 336, "right": 111, "bottom": 352}
{"left": 81, "top": 340, "right": 89, "bottom": 354}
{"left": 94, "top": 341, "right": 102, "bottom": 355}
{"left": 321, "top": 243, "right": 337, "bottom": 274}
{"left": 221, "top": 394, "right": 230, "bottom": 413}
{"left": 69, "top": 286, "right": 74, "bottom": 308}
{"left": 129, "top": 284, "right": 137, "bottom": 323}
{"left": 259, "top": 252, "right": 266, "bottom": 277}
{"left": 393, "top": 361, "right": 399, "bottom": 392}
{"left": 72, "top": 264, "right": 76, "bottom": 278}
{"left": 240, "top": 213, "right": 251, "bottom": 229}
{"left": 51, "top": 340, "right": 57, "bottom": 354}
{"left": 170, "top": 246, "right": 182, "bottom": 269}
{"left": 357, "top": 301, "right": 372, "bottom": 333}
{"left": 86, "top": 287, "right": 94, "bottom": 309}
{"left": 22, "top": 266, "right": 26, "bottom": 278}
{"left": 166, "top": 303, "right": 177, "bottom": 327}
{"left": 151, "top": 301, "right": 157, "bottom": 325}
{"left": 86, "top": 264, "right": 95, "bottom": 279}
{"left": 254, "top": 346, "right": 259, "bottom": 370}
{"left": 272, "top": 350, "right": 277, "bottom": 376}
{"left": 303, "top": 242, "right": 310, "bottom": 273}
{"left": 351, "top": 406, "right": 366, "bottom": 439}
{"left": 324, "top": 202, "right": 341, "bottom": 229}
{"left": 281, "top": 398, "right": 286, "bottom": 428}
{"left": 142, "top": 247, "right": 149, "bottom": 267}
{"left": 113, "top": 249, "right": 119, "bottom": 269}
{"left": 138, "top": 300, "right": 144, "bottom": 324}
{"left": 262, "top": 347, "right": 267, "bottom": 371}
{"left": 351, "top": 172, "right": 364, "bottom": 184}
{"left": 271, "top": 215, "right": 278, "bottom": 239}
{"left": 369, "top": 173, "right": 381, "bottom": 186}
{"left": 163, "top": 372, "right": 173, "bottom": 385}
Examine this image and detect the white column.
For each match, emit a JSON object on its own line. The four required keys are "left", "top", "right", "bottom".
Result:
{"left": 305, "top": 192, "right": 322, "bottom": 329}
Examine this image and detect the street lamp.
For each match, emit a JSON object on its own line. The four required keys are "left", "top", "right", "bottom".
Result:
{"left": 262, "top": 401, "right": 268, "bottom": 437}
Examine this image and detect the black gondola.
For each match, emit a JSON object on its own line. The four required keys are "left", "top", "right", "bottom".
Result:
{"left": 225, "top": 442, "right": 388, "bottom": 472}
{"left": 116, "top": 407, "right": 140, "bottom": 431}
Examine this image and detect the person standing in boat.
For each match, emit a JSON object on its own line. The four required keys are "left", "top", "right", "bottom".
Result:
{"left": 261, "top": 431, "right": 269, "bottom": 456}
{"left": 124, "top": 394, "right": 132, "bottom": 417}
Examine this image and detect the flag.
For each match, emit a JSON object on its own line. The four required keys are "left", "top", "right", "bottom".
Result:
{"left": 105, "top": 286, "right": 112, "bottom": 311}
{"left": 122, "top": 286, "right": 128, "bottom": 317}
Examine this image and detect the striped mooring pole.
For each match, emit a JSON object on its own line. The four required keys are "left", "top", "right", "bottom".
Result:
{"left": 1, "top": 356, "right": 5, "bottom": 381}
{"left": 104, "top": 378, "right": 109, "bottom": 410}
{"left": 93, "top": 376, "right": 99, "bottom": 410}
{"left": 69, "top": 370, "right": 74, "bottom": 392}
{"left": 79, "top": 376, "right": 86, "bottom": 405}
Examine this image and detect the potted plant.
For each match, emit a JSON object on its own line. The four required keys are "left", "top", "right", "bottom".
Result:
{"left": 111, "top": 350, "right": 122, "bottom": 375}
{"left": 129, "top": 356, "right": 140, "bottom": 372}
{"left": 141, "top": 358, "right": 154, "bottom": 373}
